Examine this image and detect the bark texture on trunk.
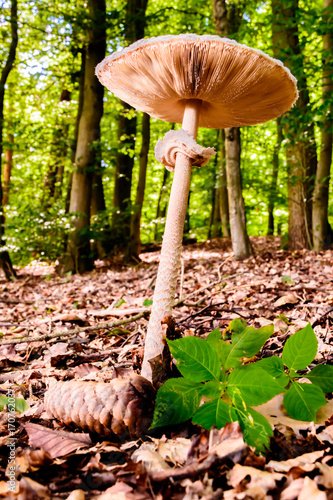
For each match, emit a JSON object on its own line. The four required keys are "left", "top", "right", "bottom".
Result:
{"left": 225, "top": 127, "right": 253, "bottom": 259}
{"left": 271, "top": 0, "right": 317, "bottom": 250}
{"left": 267, "top": 118, "right": 282, "bottom": 236}
{"left": 2, "top": 133, "right": 13, "bottom": 206}
{"left": 126, "top": 112, "right": 150, "bottom": 261}
{"left": 213, "top": 0, "right": 252, "bottom": 258}
{"left": 312, "top": 0, "right": 333, "bottom": 250}
{"left": 218, "top": 129, "right": 230, "bottom": 237}
{"left": 43, "top": 89, "right": 71, "bottom": 210}
{"left": 0, "top": 0, "right": 17, "bottom": 279}
{"left": 112, "top": 0, "right": 148, "bottom": 247}
{"left": 62, "top": 0, "right": 106, "bottom": 274}
{"left": 91, "top": 170, "right": 113, "bottom": 259}
{"left": 154, "top": 167, "right": 169, "bottom": 241}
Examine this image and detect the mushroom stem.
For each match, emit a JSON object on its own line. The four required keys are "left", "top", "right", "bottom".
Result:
{"left": 141, "top": 99, "right": 202, "bottom": 381}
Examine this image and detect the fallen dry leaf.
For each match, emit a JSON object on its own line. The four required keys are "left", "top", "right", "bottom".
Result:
{"left": 228, "top": 464, "right": 284, "bottom": 492}
{"left": 317, "top": 425, "right": 333, "bottom": 445}
{"left": 65, "top": 489, "right": 86, "bottom": 500}
{"left": 25, "top": 423, "right": 92, "bottom": 458}
{"left": 132, "top": 443, "right": 171, "bottom": 472}
{"left": 315, "top": 463, "right": 333, "bottom": 489}
{"left": 275, "top": 294, "right": 299, "bottom": 307}
{"left": 266, "top": 450, "right": 326, "bottom": 473}
{"left": 253, "top": 394, "right": 333, "bottom": 437}
{"left": 298, "top": 476, "right": 327, "bottom": 500}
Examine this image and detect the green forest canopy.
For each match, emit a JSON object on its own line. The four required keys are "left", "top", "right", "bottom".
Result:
{"left": 0, "top": 0, "right": 332, "bottom": 267}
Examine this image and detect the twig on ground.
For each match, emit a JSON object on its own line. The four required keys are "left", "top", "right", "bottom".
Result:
{"left": 311, "top": 307, "right": 333, "bottom": 328}
{"left": 0, "top": 311, "right": 149, "bottom": 345}
{"left": 174, "top": 272, "right": 241, "bottom": 307}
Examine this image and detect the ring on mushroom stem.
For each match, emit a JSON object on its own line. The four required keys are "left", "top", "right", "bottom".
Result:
{"left": 96, "top": 34, "right": 298, "bottom": 382}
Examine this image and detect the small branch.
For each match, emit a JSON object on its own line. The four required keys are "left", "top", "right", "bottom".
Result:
{"left": 0, "top": 296, "right": 62, "bottom": 305}
{"left": 0, "top": 311, "right": 149, "bottom": 345}
{"left": 174, "top": 272, "right": 241, "bottom": 307}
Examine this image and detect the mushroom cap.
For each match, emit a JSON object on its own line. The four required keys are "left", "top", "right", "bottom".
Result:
{"left": 96, "top": 34, "right": 298, "bottom": 129}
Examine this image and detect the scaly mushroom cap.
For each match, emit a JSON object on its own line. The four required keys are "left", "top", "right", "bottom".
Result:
{"left": 96, "top": 34, "right": 298, "bottom": 129}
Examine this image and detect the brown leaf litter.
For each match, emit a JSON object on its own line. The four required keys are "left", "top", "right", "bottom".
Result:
{"left": 0, "top": 237, "right": 332, "bottom": 499}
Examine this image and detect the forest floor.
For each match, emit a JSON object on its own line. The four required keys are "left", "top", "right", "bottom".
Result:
{"left": 0, "top": 236, "right": 333, "bottom": 499}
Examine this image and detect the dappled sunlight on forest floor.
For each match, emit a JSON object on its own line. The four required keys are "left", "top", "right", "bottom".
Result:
{"left": 0, "top": 237, "right": 333, "bottom": 498}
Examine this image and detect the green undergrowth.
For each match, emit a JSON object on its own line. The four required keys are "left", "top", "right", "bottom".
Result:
{"left": 151, "top": 320, "right": 333, "bottom": 453}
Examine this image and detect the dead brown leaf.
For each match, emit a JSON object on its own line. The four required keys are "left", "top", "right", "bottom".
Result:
{"left": 25, "top": 423, "right": 92, "bottom": 458}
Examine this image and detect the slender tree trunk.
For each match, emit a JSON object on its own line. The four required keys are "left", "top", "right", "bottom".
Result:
{"left": 112, "top": 101, "right": 137, "bottom": 246}
{"left": 154, "top": 167, "right": 170, "bottom": 241}
{"left": 225, "top": 127, "right": 253, "bottom": 259}
{"left": 267, "top": 118, "right": 282, "bottom": 235}
{"left": 183, "top": 190, "right": 191, "bottom": 242}
{"left": 43, "top": 89, "right": 71, "bottom": 209}
{"left": 2, "top": 133, "right": 13, "bottom": 206}
{"left": 213, "top": 0, "right": 252, "bottom": 258}
{"left": 0, "top": 0, "right": 17, "bottom": 279}
{"left": 209, "top": 137, "right": 222, "bottom": 239}
{"left": 271, "top": 0, "right": 317, "bottom": 250}
{"left": 312, "top": 0, "right": 333, "bottom": 250}
{"left": 62, "top": 0, "right": 106, "bottom": 274}
{"left": 218, "top": 129, "right": 230, "bottom": 237}
{"left": 125, "top": 112, "right": 150, "bottom": 261}
{"left": 112, "top": 0, "right": 148, "bottom": 248}
{"left": 91, "top": 170, "right": 112, "bottom": 258}
{"left": 64, "top": 50, "right": 86, "bottom": 217}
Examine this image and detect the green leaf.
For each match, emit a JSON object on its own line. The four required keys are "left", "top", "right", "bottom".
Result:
{"left": 206, "top": 328, "right": 222, "bottom": 346}
{"left": 306, "top": 365, "right": 333, "bottom": 393}
{"left": 0, "top": 396, "right": 29, "bottom": 413}
{"left": 151, "top": 378, "right": 201, "bottom": 428}
{"left": 199, "top": 379, "right": 224, "bottom": 399}
{"left": 228, "top": 365, "right": 283, "bottom": 406}
{"left": 108, "top": 328, "right": 130, "bottom": 337}
{"left": 143, "top": 299, "right": 153, "bottom": 306}
{"left": 115, "top": 298, "right": 126, "bottom": 308}
{"left": 254, "top": 357, "right": 289, "bottom": 388}
{"left": 167, "top": 337, "right": 220, "bottom": 382}
{"left": 227, "top": 318, "right": 247, "bottom": 335}
{"left": 282, "top": 323, "right": 317, "bottom": 371}
{"left": 224, "top": 324, "right": 274, "bottom": 368}
{"left": 283, "top": 382, "right": 327, "bottom": 422}
{"left": 192, "top": 399, "right": 237, "bottom": 430}
{"left": 220, "top": 340, "right": 232, "bottom": 368}
{"left": 237, "top": 407, "right": 273, "bottom": 453}
{"left": 206, "top": 328, "right": 224, "bottom": 364}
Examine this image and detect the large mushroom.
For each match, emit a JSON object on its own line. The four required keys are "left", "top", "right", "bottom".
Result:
{"left": 96, "top": 34, "right": 298, "bottom": 381}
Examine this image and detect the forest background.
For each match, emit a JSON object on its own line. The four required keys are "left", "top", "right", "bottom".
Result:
{"left": 0, "top": 0, "right": 332, "bottom": 276}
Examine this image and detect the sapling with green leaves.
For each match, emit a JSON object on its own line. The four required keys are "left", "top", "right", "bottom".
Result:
{"left": 151, "top": 320, "right": 333, "bottom": 453}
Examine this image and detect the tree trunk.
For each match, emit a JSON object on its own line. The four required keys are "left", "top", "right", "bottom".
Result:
{"left": 312, "top": 0, "right": 333, "bottom": 250}
{"left": 218, "top": 129, "right": 230, "bottom": 237}
{"left": 90, "top": 170, "right": 113, "bottom": 259}
{"left": 154, "top": 167, "right": 170, "bottom": 241}
{"left": 271, "top": 0, "right": 317, "bottom": 250}
{"left": 0, "top": 0, "right": 17, "bottom": 279}
{"left": 267, "top": 118, "right": 282, "bottom": 235}
{"left": 209, "top": 135, "right": 222, "bottom": 239}
{"left": 125, "top": 112, "right": 150, "bottom": 261}
{"left": 43, "top": 89, "right": 71, "bottom": 209}
{"left": 2, "top": 133, "right": 13, "bottom": 206}
{"left": 213, "top": 0, "right": 252, "bottom": 258}
{"left": 61, "top": 0, "right": 106, "bottom": 274}
{"left": 225, "top": 127, "right": 253, "bottom": 259}
{"left": 183, "top": 190, "right": 191, "bottom": 242}
{"left": 112, "top": 0, "right": 148, "bottom": 248}
{"left": 112, "top": 101, "right": 137, "bottom": 246}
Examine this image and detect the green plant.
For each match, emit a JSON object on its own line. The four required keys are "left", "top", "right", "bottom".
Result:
{"left": 151, "top": 320, "right": 333, "bottom": 453}
{"left": 0, "top": 396, "right": 29, "bottom": 414}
